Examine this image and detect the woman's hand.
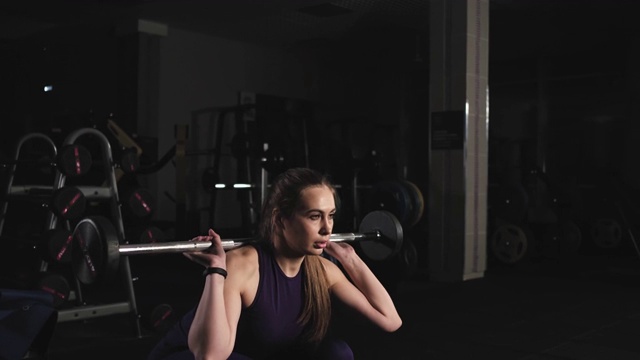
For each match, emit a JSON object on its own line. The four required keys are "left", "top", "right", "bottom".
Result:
{"left": 323, "top": 241, "right": 357, "bottom": 264}
{"left": 183, "top": 229, "right": 226, "bottom": 269}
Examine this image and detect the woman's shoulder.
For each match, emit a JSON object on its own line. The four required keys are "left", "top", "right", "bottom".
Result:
{"left": 227, "top": 243, "right": 259, "bottom": 262}
{"left": 226, "top": 243, "right": 260, "bottom": 273}
{"left": 318, "top": 255, "right": 343, "bottom": 283}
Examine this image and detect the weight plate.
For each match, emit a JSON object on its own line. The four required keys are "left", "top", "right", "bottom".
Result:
{"left": 358, "top": 210, "right": 403, "bottom": 261}
{"left": 402, "top": 180, "right": 425, "bottom": 227}
{"left": 57, "top": 144, "right": 92, "bottom": 177}
{"left": 400, "top": 238, "right": 418, "bottom": 278}
{"left": 72, "top": 216, "right": 120, "bottom": 285}
{"left": 139, "top": 226, "right": 165, "bottom": 243}
{"left": 490, "top": 223, "right": 528, "bottom": 264}
{"left": 51, "top": 186, "right": 86, "bottom": 221}
{"left": 42, "top": 228, "right": 74, "bottom": 264}
{"left": 35, "top": 272, "right": 70, "bottom": 308}
{"left": 120, "top": 148, "right": 140, "bottom": 174}
{"left": 369, "top": 181, "right": 412, "bottom": 226}
{"left": 127, "top": 188, "right": 156, "bottom": 218}
{"left": 149, "top": 303, "right": 176, "bottom": 332}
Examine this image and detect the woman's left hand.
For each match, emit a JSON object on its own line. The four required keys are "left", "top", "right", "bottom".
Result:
{"left": 183, "top": 229, "right": 226, "bottom": 269}
{"left": 323, "top": 241, "right": 357, "bottom": 263}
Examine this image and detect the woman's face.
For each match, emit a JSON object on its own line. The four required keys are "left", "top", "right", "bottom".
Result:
{"left": 280, "top": 185, "right": 336, "bottom": 256}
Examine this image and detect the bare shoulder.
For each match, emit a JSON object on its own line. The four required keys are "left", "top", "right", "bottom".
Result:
{"left": 319, "top": 255, "right": 344, "bottom": 285}
{"left": 226, "top": 244, "right": 260, "bottom": 304}
{"left": 226, "top": 244, "right": 259, "bottom": 274}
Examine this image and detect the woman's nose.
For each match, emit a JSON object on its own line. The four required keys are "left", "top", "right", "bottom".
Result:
{"left": 319, "top": 217, "right": 332, "bottom": 234}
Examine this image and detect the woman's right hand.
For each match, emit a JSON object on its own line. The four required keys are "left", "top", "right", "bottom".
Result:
{"left": 183, "top": 229, "right": 226, "bottom": 269}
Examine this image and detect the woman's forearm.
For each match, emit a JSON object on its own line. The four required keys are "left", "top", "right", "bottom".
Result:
{"left": 188, "top": 274, "right": 233, "bottom": 360}
{"left": 340, "top": 255, "right": 403, "bottom": 331}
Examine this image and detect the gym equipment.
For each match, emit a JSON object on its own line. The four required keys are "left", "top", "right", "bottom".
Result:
{"left": 0, "top": 143, "right": 92, "bottom": 178}
{"left": 138, "top": 226, "right": 166, "bottom": 244}
{"left": 71, "top": 210, "right": 403, "bottom": 285}
{"left": 401, "top": 180, "right": 425, "bottom": 227}
{"left": 367, "top": 180, "right": 425, "bottom": 228}
{"left": 44, "top": 128, "right": 144, "bottom": 338}
{"left": 56, "top": 144, "right": 93, "bottom": 177}
{"left": 34, "top": 272, "right": 70, "bottom": 309}
{"left": 105, "top": 117, "right": 143, "bottom": 178}
{"left": 490, "top": 223, "right": 529, "bottom": 264}
{"left": 368, "top": 181, "right": 412, "bottom": 226}
{"left": 50, "top": 186, "right": 87, "bottom": 221}
{"left": 122, "top": 187, "right": 156, "bottom": 219}
{"left": 39, "top": 228, "right": 74, "bottom": 264}
{"left": 148, "top": 303, "right": 176, "bottom": 333}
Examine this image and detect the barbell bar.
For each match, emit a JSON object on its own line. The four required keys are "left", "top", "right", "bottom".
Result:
{"left": 71, "top": 210, "right": 403, "bottom": 285}
{"left": 120, "top": 232, "right": 379, "bottom": 255}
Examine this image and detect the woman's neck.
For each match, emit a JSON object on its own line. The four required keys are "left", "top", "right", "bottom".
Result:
{"left": 274, "top": 253, "right": 305, "bottom": 278}
{"left": 272, "top": 238, "right": 305, "bottom": 277}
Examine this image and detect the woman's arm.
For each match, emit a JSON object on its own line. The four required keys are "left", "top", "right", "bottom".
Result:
{"left": 184, "top": 230, "right": 245, "bottom": 360}
{"left": 322, "top": 242, "right": 402, "bottom": 332}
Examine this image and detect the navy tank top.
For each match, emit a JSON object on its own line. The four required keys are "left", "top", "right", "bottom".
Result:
{"left": 146, "top": 243, "right": 308, "bottom": 360}
{"left": 233, "top": 243, "right": 306, "bottom": 357}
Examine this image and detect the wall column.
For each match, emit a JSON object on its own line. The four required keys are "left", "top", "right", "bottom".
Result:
{"left": 428, "top": 0, "right": 489, "bottom": 282}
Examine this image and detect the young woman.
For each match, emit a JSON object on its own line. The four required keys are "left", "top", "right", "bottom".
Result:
{"left": 148, "top": 167, "right": 402, "bottom": 360}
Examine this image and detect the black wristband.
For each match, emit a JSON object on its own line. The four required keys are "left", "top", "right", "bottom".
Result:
{"left": 203, "top": 267, "right": 227, "bottom": 279}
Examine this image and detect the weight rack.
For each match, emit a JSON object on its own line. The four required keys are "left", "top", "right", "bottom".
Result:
{"left": 2, "top": 128, "right": 143, "bottom": 338}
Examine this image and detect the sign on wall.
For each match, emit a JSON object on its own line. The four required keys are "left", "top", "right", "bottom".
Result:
{"left": 431, "top": 111, "right": 465, "bottom": 150}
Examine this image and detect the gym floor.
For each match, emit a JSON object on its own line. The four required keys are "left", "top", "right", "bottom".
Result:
{"left": 39, "top": 242, "right": 640, "bottom": 360}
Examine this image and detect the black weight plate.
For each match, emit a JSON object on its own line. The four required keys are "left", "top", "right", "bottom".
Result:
{"left": 42, "top": 228, "right": 74, "bottom": 263}
{"left": 51, "top": 186, "right": 86, "bottom": 220}
{"left": 400, "top": 238, "right": 418, "bottom": 278}
{"left": 72, "top": 216, "right": 120, "bottom": 285}
{"left": 369, "top": 181, "right": 412, "bottom": 225}
{"left": 57, "top": 144, "right": 92, "bottom": 177}
{"left": 490, "top": 223, "right": 528, "bottom": 264}
{"left": 127, "top": 188, "right": 156, "bottom": 218}
{"left": 120, "top": 148, "right": 140, "bottom": 174}
{"left": 35, "top": 272, "right": 70, "bottom": 308}
{"left": 139, "top": 226, "right": 165, "bottom": 243}
{"left": 402, "top": 180, "right": 425, "bottom": 227}
{"left": 358, "top": 210, "right": 403, "bottom": 261}
{"left": 149, "top": 303, "right": 176, "bottom": 332}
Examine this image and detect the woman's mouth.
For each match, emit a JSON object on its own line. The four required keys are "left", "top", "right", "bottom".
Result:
{"left": 313, "top": 241, "right": 328, "bottom": 249}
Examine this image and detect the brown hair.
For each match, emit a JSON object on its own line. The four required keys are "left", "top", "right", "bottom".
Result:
{"left": 259, "top": 167, "right": 339, "bottom": 344}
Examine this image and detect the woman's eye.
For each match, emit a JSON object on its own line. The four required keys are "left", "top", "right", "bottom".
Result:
{"left": 310, "top": 214, "right": 320, "bottom": 220}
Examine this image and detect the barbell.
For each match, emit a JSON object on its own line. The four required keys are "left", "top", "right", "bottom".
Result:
{"left": 72, "top": 210, "right": 403, "bottom": 285}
